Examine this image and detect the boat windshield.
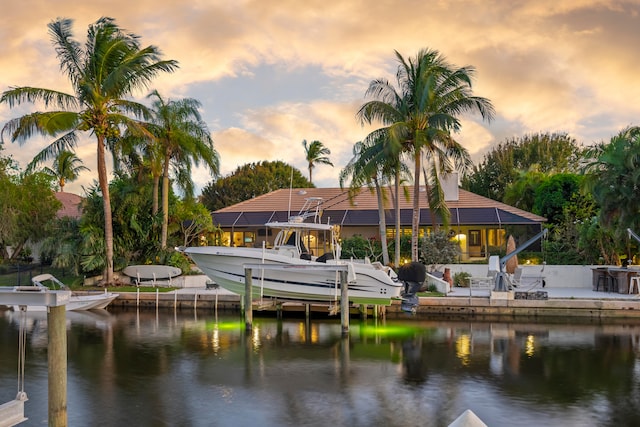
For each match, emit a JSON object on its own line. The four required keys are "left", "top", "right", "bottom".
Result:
{"left": 274, "top": 229, "right": 309, "bottom": 254}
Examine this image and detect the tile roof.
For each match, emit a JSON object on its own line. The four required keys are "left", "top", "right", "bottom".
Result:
{"left": 213, "top": 187, "right": 546, "bottom": 227}
{"left": 55, "top": 192, "right": 83, "bottom": 219}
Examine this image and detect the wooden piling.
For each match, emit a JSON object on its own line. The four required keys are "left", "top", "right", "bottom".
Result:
{"left": 48, "top": 305, "right": 67, "bottom": 427}
{"left": 244, "top": 268, "right": 253, "bottom": 331}
{"left": 340, "top": 270, "right": 349, "bottom": 336}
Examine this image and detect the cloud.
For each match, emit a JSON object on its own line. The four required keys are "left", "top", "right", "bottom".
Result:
{"left": 1, "top": 0, "right": 639, "bottom": 196}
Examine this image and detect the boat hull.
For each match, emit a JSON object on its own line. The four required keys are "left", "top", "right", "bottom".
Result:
{"left": 14, "top": 292, "right": 119, "bottom": 312}
{"left": 185, "top": 246, "right": 401, "bottom": 305}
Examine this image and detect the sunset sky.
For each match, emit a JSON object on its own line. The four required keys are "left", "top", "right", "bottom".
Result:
{"left": 1, "top": 0, "right": 638, "bottom": 195}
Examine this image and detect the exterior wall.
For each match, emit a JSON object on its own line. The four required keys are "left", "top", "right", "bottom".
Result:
{"left": 443, "top": 263, "right": 595, "bottom": 289}
{"left": 220, "top": 224, "right": 517, "bottom": 263}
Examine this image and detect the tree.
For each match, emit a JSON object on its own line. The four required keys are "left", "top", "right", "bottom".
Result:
{"left": 79, "top": 177, "right": 156, "bottom": 273}
{"left": 145, "top": 90, "right": 219, "bottom": 248}
{"left": 419, "top": 230, "right": 461, "bottom": 270}
{"left": 41, "top": 150, "right": 89, "bottom": 191}
{"left": 543, "top": 192, "right": 598, "bottom": 265}
{"left": 339, "top": 234, "right": 384, "bottom": 262}
{"left": 533, "top": 173, "right": 582, "bottom": 225}
{"left": 200, "top": 161, "right": 312, "bottom": 211}
{"left": 302, "top": 139, "right": 333, "bottom": 184}
{"left": 463, "top": 132, "right": 583, "bottom": 202}
{"left": 0, "top": 17, "right": 178, "bottom": 284}
{"left": 358, "top": 49, "right": 494, "bottom": 261}
{"left": 340, "top": 140, "right": 391, "bottom": 265}
{"left": 503, "top": 168, "right": 547, "bottom": 213}
{"left": 583, "top": 126, "right": 640, "bottom": 241}
{"left": 174, "top": 199, "right": 215, "bottom": 247}
{"left": 340, "top": 136, "right": 411, "bottom": 266}
{"left": 0, "top": 171, "right": 61, "bottom": 260}
{"left": 40, "top": 216, "right": 83, "bottom": 273}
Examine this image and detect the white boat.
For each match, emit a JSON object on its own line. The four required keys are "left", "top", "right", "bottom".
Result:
{"left": 13, "top": 274, "right": 119, "bottom": 311}
{"left": 184, "top": 198, "right": 403, "bottom": 306}
{"left": 122, "top": 264, "right": 182, "bottom": 283}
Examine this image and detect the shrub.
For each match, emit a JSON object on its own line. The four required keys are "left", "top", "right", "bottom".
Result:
{"left": 419, "top": 231, "right": 461, "bottom": 269}
{"left": 453, "top": 271, "right": 471, "bottom": 288}
{"left": 339, "top": 235, "right": 383, "bottom": 262}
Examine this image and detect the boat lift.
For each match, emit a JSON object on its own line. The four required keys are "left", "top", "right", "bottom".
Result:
{"left": 494, "top": 228, "right": 548, "bottom": 292}
{"left": 0, "top": 286, "right": 72, "bottom": 427}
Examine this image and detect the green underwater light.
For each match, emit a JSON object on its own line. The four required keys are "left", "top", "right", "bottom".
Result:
{"left": 358, "top": 324, "right": 419, "bottom": 338}
{"left": 205, "top": 320, "right": 244, "bottom": 331}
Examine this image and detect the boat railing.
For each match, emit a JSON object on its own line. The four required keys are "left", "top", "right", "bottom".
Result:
{"left": 290, "top": 197, "right": 324, "bottom": 223}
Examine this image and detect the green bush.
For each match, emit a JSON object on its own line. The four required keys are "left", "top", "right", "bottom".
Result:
{"left": 453, "top": 271, "right": 471, "bottom": 288}
{"left": 419, "top": 231, "right": 461, "bottom": 268}
{"left": 339, "top": 235, "right": 383, "bottom": 262}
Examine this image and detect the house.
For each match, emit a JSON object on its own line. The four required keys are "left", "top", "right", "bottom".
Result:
{"left": 210, "top": 176, "right": 546, "bottom": 262}
{"left": 54, "top": 192, "right": 83, "bottom": 219}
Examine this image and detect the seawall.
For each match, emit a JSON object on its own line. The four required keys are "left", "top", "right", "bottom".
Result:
{"left": 108, "top": 288, "right": 640, "bottom": 320}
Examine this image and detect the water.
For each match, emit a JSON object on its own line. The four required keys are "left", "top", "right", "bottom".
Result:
{"left": 2, "top": 308, "right": 640, "bottom": 427}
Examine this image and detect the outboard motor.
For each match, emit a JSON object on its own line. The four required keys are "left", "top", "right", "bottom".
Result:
{"left": 398, "top": 262, "right": 426, "bottom": 313}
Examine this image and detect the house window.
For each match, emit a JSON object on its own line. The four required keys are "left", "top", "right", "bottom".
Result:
{"left": 487, "top": 229, "right": 506, "bottom": 247}
{"left": 226, "top": 231, "right": 256, "bottom": 247}
{"left": 385, "top": 228, "right": 413, "bottom": 239}
{"left": 469, "top": 230, "right": 481, "bottom": 246}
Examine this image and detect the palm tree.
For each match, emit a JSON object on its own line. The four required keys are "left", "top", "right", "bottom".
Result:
{"left": 0, "top": 17, "right": 178, "bottom": 284}
{"left": 302, "top": 139, "right": 333, "bottom": 183}
{"left": 146, "top": 90, "right": 220, "bottom": 248}
{"left": 340, "top": 132, "right": 411, "bottom": 266}
{"left": 358, "top": 49, "right": 494, "bottom": 261}
{"left": 583, "top": 126, "right": 640, "bottom": 238}
{"left": 41, "top": 150, "right": 89, "bottom": 192}
{"left": 341, "top": 140, "right": 391, "bottom": 265}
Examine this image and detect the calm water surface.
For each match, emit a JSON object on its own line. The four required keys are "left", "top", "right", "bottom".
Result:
{"left": 1, "top": 308, "right": 640, "bottom": 427}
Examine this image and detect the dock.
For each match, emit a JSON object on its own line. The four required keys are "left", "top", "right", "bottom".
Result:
{"left": 104, "top": 285, "right": 640, "bottom": 319}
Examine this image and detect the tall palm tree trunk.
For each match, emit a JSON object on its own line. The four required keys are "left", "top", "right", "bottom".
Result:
{"left": 97, "top": 136, "right": 114, "bottom": 284}
{"left": 152, "top": 175, "right": 160, "bottom": 216}
{"left": 161, "top": 155, "right": 170, "bottom": 249}
{"left": 394, "top": 171, "right": 401, "bottom": 267}
{"left": 411, "top": 150, "right": 421, "bottom": 262}
{"left": 374, "top": 179, "right": 390, "bottom": 265}
{"left": 423, "top": 168, "right": 440, "bottom": 232}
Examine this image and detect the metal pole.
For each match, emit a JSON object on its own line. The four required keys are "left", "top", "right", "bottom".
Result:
{"left": 340, "top": 270, "right": 349, "bottom": 336}
{"left": 244, "top": 268, "right": 253, "bottom": 331}
{"left": 48, "top": 305, "right": 67, "bottom": 427}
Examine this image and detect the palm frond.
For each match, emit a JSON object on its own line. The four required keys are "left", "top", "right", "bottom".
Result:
{"left": 0, "top": 87, "right": 78, "bottom": 110}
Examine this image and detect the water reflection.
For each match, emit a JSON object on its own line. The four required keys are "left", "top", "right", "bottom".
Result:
{"left": 2, "top": 309, "right": 640, "bottom": 426}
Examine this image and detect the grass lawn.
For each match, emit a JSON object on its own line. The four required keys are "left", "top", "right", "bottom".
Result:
{"left": 416, "top": 290, "right": 446, "bottom": 297}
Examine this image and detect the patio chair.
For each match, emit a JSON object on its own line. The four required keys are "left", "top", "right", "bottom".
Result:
{"left": 509, "top": 266, "right": 546, "bottom": 290}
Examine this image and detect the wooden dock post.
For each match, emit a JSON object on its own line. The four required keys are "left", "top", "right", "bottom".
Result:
{"left": 48, "top": 305, "right": 67, "bottom": 427}
{"left": 340, "top": 270, "right": 349, "bottom": 336}
{"left": 359, "top": 304, "right": 368, "bottom": 320}
{"left": 241, "top": 263, "right": 353, "bottom": 334}
{"left": 244, "top": 268, "right": 253, "bottom": 331}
